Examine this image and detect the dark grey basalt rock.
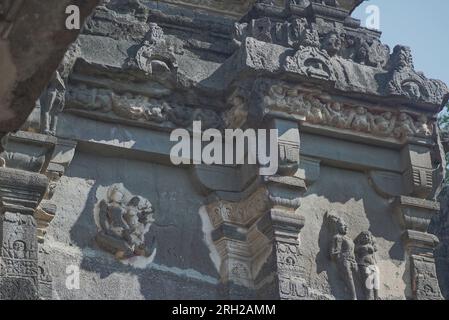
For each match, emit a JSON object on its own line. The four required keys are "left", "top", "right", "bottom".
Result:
{"left": 1, "top": 0, "right": 449, "bottom": 300}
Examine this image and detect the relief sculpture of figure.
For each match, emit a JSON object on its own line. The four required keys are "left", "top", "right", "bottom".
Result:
{"left": 394, "top": 112, "right": 417, "bottom": 139}
{"left": 355, "top": 231, "right": 380, "bottom": 300}
{"left": 326, "top": 211, "right": 358, "bottom": 300}
{"left": 306, "top": 96, "right": 325, "bottom": 124}
{"left": 324, "top": 102, "right": 348, "bottom": 128}
{"left": 350, "top": 107, "right": 372, "bottom": 133}
{"left": 266, "top": 84, "right": 288, "bottom": 109}
{"left": 96, "top": 185, "right": 155, "bottom": 260}
{"left": 39, "top": 69, "right": 66, "bottom": 136}
{"left": 415, "top": 115, "right": 432, "bottom": 137}
{"left": 372, "top": 112, "right": 396, "bottom": 137}
{"left": 129, "top": 23, "right": 178, "bottom": 79}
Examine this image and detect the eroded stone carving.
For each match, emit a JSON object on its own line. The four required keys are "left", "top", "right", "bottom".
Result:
{"left": 354, "top": 231, "right": 379, "bottom": 300}
{"left": 285, "top": 46, "right": 336, "bottom": 81}
{"left": 39, "top": 70, "right": 66, "bottom": 136}
{"left": 66, "top": 84, "right": 224, "bottom": 130}
{"left": 259, "top": 81, "right": 434, "bottom": 140}
{"left": 206, "top": 188, "right": 270, "bottom": 228}
{"left": 96, "top": 184, "right": 155, "bottom": 260}
{"left": 126, "top": 23, "right": 178, "bottom": 80}
{"left": 411, "top": 255, "right": 443, "bottom": 300}
{"left": 326, "top": 211, "right": 358, "bottom": 300}
{"left": 385, "top": 46, "right": 448, "bottom": 105}
{"left": 233, "top": 7, "right": 390, "bottom": 72}
{"left": 37, "top": 247, "right": 53, "bottom": 300}
{"left": 230, "top": 2, "right": 448, "bottom": 106}
{"left": 224, "top": 89, "right": 249, "bottom": 129}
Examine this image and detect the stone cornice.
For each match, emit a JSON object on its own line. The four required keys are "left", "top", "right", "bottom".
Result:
{"left": 160, "top": 0, "right": 258, "bottom": 17}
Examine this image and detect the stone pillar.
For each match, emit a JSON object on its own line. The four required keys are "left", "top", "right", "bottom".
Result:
{"left": 0, "top": 131, "right": 67, "bottom": 300}
{"left": 0, "top": 167, "right": 48, "bottom": 300}
{"left": 395, "top": 196, "right": 442, "bottom": 300}
{"left": 203, "top": 116, "right": 307, "bottom": 299}
{"left": 254, "top": 118, "right": 307, "bottom": 299}
{"left": 395, "top": 142, "right": 443, "bottom": 300}
{"left": 256, "top": 195, "right": 305, "bottom": 299}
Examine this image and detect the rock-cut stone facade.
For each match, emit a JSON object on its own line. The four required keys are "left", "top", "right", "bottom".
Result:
{"left": 1, "top": 0, "right": 449, "bottom": 300}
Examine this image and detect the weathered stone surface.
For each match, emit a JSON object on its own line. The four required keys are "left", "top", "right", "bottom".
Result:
{"left": 1, "top": 0, "right": 449, "bottom": 300}
{"left": 0, "top": 0, "right": 100, "bottom": 135}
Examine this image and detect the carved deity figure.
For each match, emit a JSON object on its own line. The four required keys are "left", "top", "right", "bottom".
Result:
{"left": 355, "top": 40, "right": 369, "bottom": 65}
{"left": 326, "top": 212, "right": 358, "bottom": 300}
{"left": 415, "top": 115, "right": 432, "bottom": 137}
{"left": 324, "top": 102, "right": 347, "bottom": 128}
{"left": 12, "top": 240, "right": 26, "bottom": 259}
{"left": 354, "top": 231, "right": 380, "bottom": 300}
{"left": 372, "top": 112, "right": 396, "bottom": 136}
{"left": 285, "top": 87, "right": 309, "bottom": 115}
{"left": 394, "top": 112, "right": 417, "bottom": 139}
{"left": 392, "top": 45, "right": 414, "bottom": 71}
{"left": 96, "top": 185, "right": 155, "bottom": 259}
{"left": 225, "top": 91, "right": 248, "bottom": 129}
{"left": 402, "top": 81, "right": 422, "bottom": 100}
{"left": 350, "top": 107, "right": 372, "bottom": 133}
{"left": 266, "top": 84, "right": 288, "bottom": 109}
{"left": 306, "top": 96, "right": 325, "bottom": 124}
{"left": 323, "top": 32, "right": 342, "bottom": 56}
{"left": 301, "top": 29, "right": 320, "bottom": 48}
{"left": 39, "top": 70, "right": 66, "bottom": 135}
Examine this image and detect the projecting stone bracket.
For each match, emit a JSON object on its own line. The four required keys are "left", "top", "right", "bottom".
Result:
{"left": 1, "top": 132, "right": 77, "bottom": 242}
{"left": 204, "top": 180, "right": 306, "bottom": 299}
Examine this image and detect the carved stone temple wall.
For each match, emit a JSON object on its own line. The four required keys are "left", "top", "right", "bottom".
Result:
{"left": 1, "top": 0, "right": 449, "bottom": 300}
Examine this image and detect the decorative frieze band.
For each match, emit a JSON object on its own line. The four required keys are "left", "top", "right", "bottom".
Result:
{"left": 260, "top": 82, "right": 434, "bottom": 141}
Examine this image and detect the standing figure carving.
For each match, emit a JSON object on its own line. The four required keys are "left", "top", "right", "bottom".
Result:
{"left": 326, "top": 211, "right": 358, "bottom": 300}
{"left": 355, "top": 231, "right": 380, "bottom": 300}
{"left": 39, "top": 69, "right": 66, "bottom": 135}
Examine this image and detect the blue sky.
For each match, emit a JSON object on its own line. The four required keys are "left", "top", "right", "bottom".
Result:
{"left": 353, "top": 0, "right": 449, "bottom": 86}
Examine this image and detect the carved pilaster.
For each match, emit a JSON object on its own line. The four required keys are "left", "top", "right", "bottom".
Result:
{"left": 0, "top": 132, "right": 76, "bottom": 299}
{"left": 0, "top": 167, "right": 48, "bottom": 300}
{"left": 395, "top": 196, "right": 443, "bottom": 299}
{"left": 253, "top": 117, "right": 307, "bottom": 299}
{"left": 256, "top": 197, "right": 306, "bottom": 299}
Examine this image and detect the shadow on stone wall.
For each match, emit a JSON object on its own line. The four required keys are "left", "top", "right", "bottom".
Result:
{"left": 308, "top": 165, "right": 406, "bottom": 299}
{"left": 62, "top": 152, "right": 221, "bottom": 299}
